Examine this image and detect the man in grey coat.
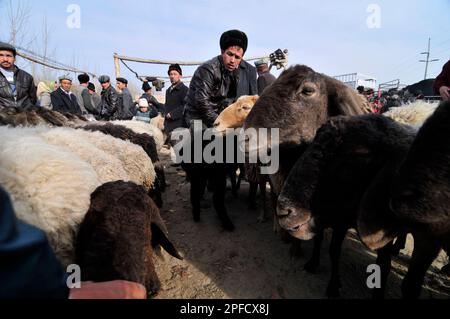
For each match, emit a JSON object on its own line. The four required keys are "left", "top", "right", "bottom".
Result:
{"left": 74, "top": 73, "right": 98, "bottom": 115}
{"left": 254, "top": 58, "right": 276, "bottom": 95}
{"left": 116, "top": 77, "right": 135, "bottom": 119}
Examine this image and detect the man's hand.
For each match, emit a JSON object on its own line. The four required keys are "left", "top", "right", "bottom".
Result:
{"left": 439, "top": 86, "right": 450, "bottom": 101}
{"left": 69, "top": 280, "right": 147, "bottom": 299}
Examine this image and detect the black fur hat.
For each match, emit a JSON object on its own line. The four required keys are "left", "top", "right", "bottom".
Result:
{"left": 219, "top": 30, "right": 248, "bottom": 53}
{"left": 78, "top": 73, "right": 90, "bottom": 84}
{"left": 168, "top": 64, "right": 182, "bottom": 76}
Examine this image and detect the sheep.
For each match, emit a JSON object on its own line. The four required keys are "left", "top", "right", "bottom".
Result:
{"left": 383, "top": 100, "right": 439, "bottom": 126}
{"left": 151, "top": 114, "right": 165, "bottom": 132}
{"left": 213, "top": 95, "right": 259, "bottom": 133}
{"left": 242, "top": 65, "right": 369, "bottom": 254}
{"left": 358, "top": 99, "right": 450, "bottom": 298}
{"left": 69, "top": 129, "right": 156, "bottom": 190}
{"left": 0, "top": 125, "right": 157, "bottom": 265}
{"left": 276, "top": 114, "right": 415, "bottom": 297}
{"left": 38, "top": 127, "right": 130, "bottom": 184}
{"left": 75, "top": 181, "right": 183, "bottom": 296}
{"left": 0, "top": 106, "right": 87, "bottom": 127}
{"left": 111, "top": 120, "right": 164, "bottom": 151}
{"left": 81, "top": 122, "right": 166, "bottom": 207}
{"left": 0, "top": 126, "right": 100, "bottom": 266}
{"left": 213, "top": 95, "right": 274, "bottom": 222}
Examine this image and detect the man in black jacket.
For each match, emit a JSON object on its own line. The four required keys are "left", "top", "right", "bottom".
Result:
{"left": 164, "top": 64, "right": 188, "bottom": 139}
{"left": 98, "top": 75, "right": 120, "bottom": 120}
{"left": 50, "top": 75, "right": 83, "bottom": 115}
{"left": 0, "top": 42, "right": 37, "bottom": 109}
{"left": 183, "top": 29, "right": 257, "bottom": 128}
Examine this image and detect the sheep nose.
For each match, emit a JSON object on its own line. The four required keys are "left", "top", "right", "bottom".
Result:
{"left": 277, "top": 206, "right": 294, "bottom": 217}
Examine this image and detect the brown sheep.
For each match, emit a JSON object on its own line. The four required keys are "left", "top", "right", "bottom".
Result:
{"left": 75, "top": 181, "right": 182, "bottom": 297}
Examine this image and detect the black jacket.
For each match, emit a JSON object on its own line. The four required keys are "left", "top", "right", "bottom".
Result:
{"left": 164, "top": 81, "right": 188, "bottom": 133}
{"left": 100, "top": 85, "right": 120, "bottom": 120}
{"left": 184, "top": 55, "right": 257, "bottom": 127}
{"left": 0, "top": 66, "right": 37, "bottom": 109}
{"left": 50, "top": 88, "right": 82, "bottom": 115}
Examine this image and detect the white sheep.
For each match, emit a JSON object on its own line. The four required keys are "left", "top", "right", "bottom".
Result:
{"left": 72, "top": 129, "right": 156, "bottom": 190}
{"left": 111, "top": 120, "right": 164, "bottom": 151}
{"left": 0, "top": 126, "right": 100, "bottom": 266}
{"left": 382, "top": 100, "right": 439, "bottom": 127}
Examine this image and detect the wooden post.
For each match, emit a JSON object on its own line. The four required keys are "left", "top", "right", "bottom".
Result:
{"left": 114, "top": 54, "right": 121, "bottom": 78}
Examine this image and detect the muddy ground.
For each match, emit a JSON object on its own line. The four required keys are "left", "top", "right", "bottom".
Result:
{"left": 153, "top": 149, "right": 450, "bottom": 299}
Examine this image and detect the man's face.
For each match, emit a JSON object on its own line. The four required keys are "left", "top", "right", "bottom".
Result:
{"left": 0, "top": 50, "right": 15, "bottom": 70}
{"left": 116, "top": 82, "right": 126, "bottom": 91}
{"left": 101, "top": 82, "right": 110, "bottom": 90}
{"left": 60, "top": 79, "right": 72, "bottom": 91}
{"left": 221, "top": 46, "right": 244, "bottom": 72}
{"left": 169, "top": 70, "right": 181, "bottom": 85}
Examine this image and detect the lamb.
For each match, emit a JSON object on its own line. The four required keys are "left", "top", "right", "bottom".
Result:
{"left": 276, "top": 114, "right": 415, "bottom": 297}
{"left": 151, "top": 114, "right": 165, "bottom": 131}
{"left": 213, "top": 95, "right": 258, "bottom": 133}
{"left": 82, "top": 122, "right": 166, "bottom": 207}
{"left": 75, "top": 181, "right": 183, "bottom": 296}
{"left": 111, "top": 120, "right": 164, "bottom": 151}
{"left": 358, "top": 99, "right": 450, "bottom": 298}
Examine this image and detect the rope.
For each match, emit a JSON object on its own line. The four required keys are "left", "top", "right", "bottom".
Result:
{"left": 15, "top": 46, "right": 97, "bottom": 78}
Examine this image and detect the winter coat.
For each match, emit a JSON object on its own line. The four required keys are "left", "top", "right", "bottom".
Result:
{"left": 0, "top": 66, "right": 37, "bottom": 109}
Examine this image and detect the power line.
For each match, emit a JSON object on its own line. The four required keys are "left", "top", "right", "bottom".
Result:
{"left": 419, "top": 37, "right": 439, "bottom": 80}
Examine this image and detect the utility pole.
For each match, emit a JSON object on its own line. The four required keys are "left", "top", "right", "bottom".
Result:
{"left": 419, "top": 37, "right": 439, "bottom": 80}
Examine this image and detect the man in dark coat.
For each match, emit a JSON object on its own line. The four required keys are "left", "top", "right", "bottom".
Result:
{"left": 254, "top": 58, "right": 276, "bottom": 94}
{"left": 98, "top": 75, "right": 120, "bottom": 120}
{"left": 164, "top": 64, "right": 188, "bottom": 137}
{"left": 50, "top": 75, "right": 83, "bottom": 115}
{"left": 0, "top": 42, "right": 37, "bottom": 109}
{"left": 434, "top": 59, "right": 450, "bottom": 101}
{"left": 183, "top": 29, "right": 257, "bottom": 128}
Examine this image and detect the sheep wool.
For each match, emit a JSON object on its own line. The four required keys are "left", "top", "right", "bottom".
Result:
{"left": 383, "top": 101, "right": 439, "bottom": 126}
{"left": 0, "top": 126, "right": 100, "bottom": 266}
{"left": 111, "top": 120, "right": 164, "bottom": 151}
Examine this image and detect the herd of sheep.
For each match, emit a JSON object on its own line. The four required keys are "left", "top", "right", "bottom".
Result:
{"left": 0, "top": 64, "right": 448, "bottom": 299}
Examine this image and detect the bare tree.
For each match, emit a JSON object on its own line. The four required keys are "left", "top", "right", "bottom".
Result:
{"left": 6, "top": 0, "right": 34, "bottom": 48}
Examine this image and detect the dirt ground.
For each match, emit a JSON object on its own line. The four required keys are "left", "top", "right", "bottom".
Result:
{"left": 153, "top": 149, "right": 450, "bottom": 299}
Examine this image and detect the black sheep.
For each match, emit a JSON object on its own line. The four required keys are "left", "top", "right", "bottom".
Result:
{"left": 277, "top": 114, "right": 415, "bottom": 297}
{"left": 75, "top": 181, "right": 182, "bottom": 297}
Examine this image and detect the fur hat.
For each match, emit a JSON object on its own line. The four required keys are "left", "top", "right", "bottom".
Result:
{"left": 78, "top": 73, "right": 90, "bottom": 84}
{"left": 168, "top": 64, "right": 182, "bottom": 76}
{"left": 220, "top": 30, "right": 248, "bottom": 53}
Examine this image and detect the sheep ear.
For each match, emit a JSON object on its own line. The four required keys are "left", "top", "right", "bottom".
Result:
{"left": 357, "top": 163, "right": 399, "bottom": 251}
{"left": 325, "top": 76, "right": 370, "bottom": 116}
{"left": 151, "top": 223, "right": 183, "bottom": 260}
{"left": 251, "top": 95, "right": 259, "bottom": 104}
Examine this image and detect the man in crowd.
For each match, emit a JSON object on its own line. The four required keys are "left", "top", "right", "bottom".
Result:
{"left": 50, "top": 75, "right": 83, "bottom": 115}
{"left": 74, "top": 73, "right": 98, "bottom": 115}
{"left": 116, "top": 77, "right": 135, "bottom": 119}
{"left": 254, "top": 58, "right": 276, "bottom": 94}
{"left": 183, "top": 29, "right": 257, "bottom": 128}
{"left": 0, "top": 42, "right": 37, "bottom": 109}
{"left": 98, "top": 75, "right": 120, "bottom": 120}
{"left": 434, "top": 59, "right": 450, "bottom": 101}
{"left": 164, "top": 63, "right": 188, "bottom": 142}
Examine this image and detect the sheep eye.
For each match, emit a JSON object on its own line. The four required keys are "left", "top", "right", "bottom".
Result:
{"left": 301, "top": 87, "right": 315, "bottom": 96}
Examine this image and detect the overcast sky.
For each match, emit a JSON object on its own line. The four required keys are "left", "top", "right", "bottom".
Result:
{"left": 1, "top": 0, "right": 449, "bottom": 93}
